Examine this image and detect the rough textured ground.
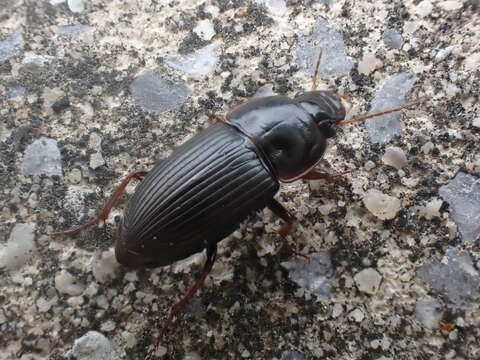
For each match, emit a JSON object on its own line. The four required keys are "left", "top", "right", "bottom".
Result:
{"left": 1, "top": 0, "right": 479, "bottom": 359}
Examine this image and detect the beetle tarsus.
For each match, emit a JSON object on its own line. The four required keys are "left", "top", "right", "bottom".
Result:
{"left": 50, "top": 171, "right": 147, "bottom": 238}
{"left": 146, "top": 244, "right": 218, "bottom": 360}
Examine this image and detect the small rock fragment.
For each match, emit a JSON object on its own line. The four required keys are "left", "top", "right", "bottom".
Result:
{"left": 416, "top": 0, "right": 434, "bottom": 17}
{"left": 349, "top": 308, "right": 365, "bottom": 322}
{"left": 0, "top": 28, "right": 23, "bottom": 62}
{"left": 358, "top": 52, "right": 383, "bottom": 75}
{"left": 163, "top": 43, "right": 219, "bottom": 75}
{"left": 90, "top": 152, "right": 105, "bottom": 169}
{"left": 417, "top": 198, "right": 443, "bottom": 220}
{"left": 65, "top": 331, "right": 121, "bottom": 360}
{"left": 254, "top": 0, "right": 287, "bottom": 17}
{"left": 415, "top": 298, "right": 443, "bottom": 329}
{"left": 473, "top": 118, "right": 480, "bottom": 128}
{"left": 421, "top": 141, "right": 435, "bottom": 154}
{"left": 56, "top": 24, "right": 92, "bottom": 37}
{"left": 383, "top": 28, "right": 403, "bottom": 49}
{"left": 417, "top": 248, "right": 480, "bottom": 306}
{"left": 193, "top": 20, "right": 215, "bottom": 41}
{"left": 365, "top": 73, "right": 416, "bottom": 144}
{"left": 0, "top": 223, "right": 36, "bottom": 271}
{"left": 55, "top": 270, "right": 86, "bottom": 296}
{"left": 354, "top": 268, "right": 382, "bottom": 295}
{"left": 281, "top": 252, "right": 335, "bottom": 300}
{"left": 363, "top": 189, "right": 401, "bottom": 220}
{"left": 435, "top": 45, "right": 455, "bottom": 62}
{"left": 21, "top": 53, "right": 55, "bottom": 72}
{"left": 92, "top": 250, "right": 121, "bottom": 283}
{"left": 382, "top": 146, "right": 407, "bottom": 169}
{"left": 439, "top": 172, "right": 480, "bottom": 243}
{"left": 296, "top": 18, "right": 354, "bottom": 79}
{"left": 68, "top": 0, "right": 85, "bottom": 13}
{"left": 130, "top": 69, "right": 190, "bottom": 114}
{"left": 21, "top": 137, "right": 62, "bottom": 177}
{"left": 438, "top": 0, "right": 463, "bottom": 11}
{"left": 280, "top": 350, "right": 305, "bottom": 360}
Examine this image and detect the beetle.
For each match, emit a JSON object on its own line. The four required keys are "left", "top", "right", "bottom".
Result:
{"left": 51, "top": 53, "right": 422, "bottom": 358}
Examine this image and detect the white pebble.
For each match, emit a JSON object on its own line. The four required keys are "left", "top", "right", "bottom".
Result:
{"left": 473, "top": 118, "right": 480, "bottom": 129}
{"left": 0, "top": 223, "right": 36, "bottom": 270}
{"left": 358, "top": 52, "right": 383, "bottom": 75}
{"left": 416, "top": 0, "right": 433, "bottom": 17}
{"left": 68, "top": 0, "right": 85, "bottom": 13}
{"left": 55, "top": 270, "right": 86, "bottom": 296}
{"left": 354, "top": 268, "right": 382, "bottom": 295}
{"left": 364, "top": 160, "right": 376, "bottom": 170}
{"left": 382, "top": 146, "right": 407, "bottom": 169}
{"left": 92, "top": 249, "right": 121, "bottom": 283}
{"left": 193, "top": 20, "right": 215, "bottom": 41}
{"left": 349, "top": 308, "right": 365, "bottom": 322}
{"left": 363, "top": 189, "right": 401, "bottom": 220}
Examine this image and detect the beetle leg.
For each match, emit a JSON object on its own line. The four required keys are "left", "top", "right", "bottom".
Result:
{"left": 267, "top": 199, "right": 308, "bottom": 260}
{"left": 146, "top": 244, "right": 218, "bottom": 360}
{"left": 301, "top": 169, "right": 352, "bottom": 183}
{"left": 50, "top": 170, "right": 147, "bottom": 237}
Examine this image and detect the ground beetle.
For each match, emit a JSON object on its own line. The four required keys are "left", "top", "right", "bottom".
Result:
{"left": 52, "top": 53, "right": 422, "bottom": 358}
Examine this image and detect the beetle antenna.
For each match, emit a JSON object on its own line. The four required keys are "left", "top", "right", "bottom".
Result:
{"left": 337, "top": 97, "right": 426, "bottom": 126}
{"left": 311, "top": 48, "right": 323, "bottom": 91}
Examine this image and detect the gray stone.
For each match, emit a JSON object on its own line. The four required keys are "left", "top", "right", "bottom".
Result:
{"left": 354, "top": 268, "right": 382, "bottom": 295}
{"left": 365, "top": 73, "right": 416, "bottom": 144}
{"left": 0, "top": 223, "right": 36, "bottom": 271}
{"left": 383, "top": 28, "right": 404, "bottom": 49}
{"left": 66, "top": 331, "right": 121, "bottom": 360}
{"left": 0, "top": 29, "right": 23, "bottom": 62}
{"left": 296, "top": 18, "right": 354, "bottom": 79}
{"left": 130, "top": 69, "right": 190, "bottom": 114}
{"left": 439, "top": 172, "right": 480, "bottom": 243}
{"left": 21, "top": 137, "right": 62, "bottom": 177}
{"left": 281, "top": 252, "right": 335, "bottom": 300}
{"left": 417, "top": 248, "right": 480, "bottom": 307}
{"left": 163, "top": 43, "right": 220, "bottom": 75}
{"left": 7, "top": 85, "right": 26, "bottom": 98}
{"left": 56, "top": 24, "right": 92, "bottom": 37}
{"left": 281, "top": 350, "right": 305, "bottom": 360}
{"left": 415, "top": 298, "right": 443, "bottom": 329}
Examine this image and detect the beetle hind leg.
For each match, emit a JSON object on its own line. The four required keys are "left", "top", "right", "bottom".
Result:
{"left": 50, "top": 170, "right": 147, "bottom": 238}
{"left": 146, "top": 244, "right": 218, "bottom": 360}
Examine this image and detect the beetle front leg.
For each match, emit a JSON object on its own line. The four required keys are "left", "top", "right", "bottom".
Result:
{"left": 50, "top": 170, "right": 147, "bottom": 237}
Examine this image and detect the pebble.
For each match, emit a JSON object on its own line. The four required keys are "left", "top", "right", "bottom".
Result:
{"left": 254, "top": 0, "right": 287, "bottom": 17}
{"left": 280, "top": 350, "right": 305, "bottom": 360}
{"left": 417, "top": 248, "right": 480, "bottom": 306}
{"left": 382, "top": 146, "right": 408, "bottom": 169}
{"left": 364, "top": 160, "right": 376, "bottom": 170}
{"left": 383, "top": 28, "right": 403, "bottom": 49}
{"left": 354, "top": 268, "right": 382, "bottom": 295}
{"left": 0, "top": 223, "right": 36, "bottom": 271}
{"left": 363, "top": 189, "right": 401, "bottom": 220}
{"left": 130, "top": 69, "right": 190, "bottom": 114}
{"left": 0, "top": 28, "right": 23, "bottom": 62}
{"left": 421, "top": 141, "right": 435, "bottom": 154}
{"left": 68, "top": 0, "right": 85, "bottom": 13}
{"left": 417, "top": 198, "right": 443, "bottom": 220}
{"left": 416, "top": 0, "right": 434, "bottom": 17}
{"left": 472, "top": 117, "right": 480, "bottom": 128}
{"left": 296, "top": 18, "right": 354, "bottom": 79}
{"left": 435, "top": 45, "right": 455, "bottom": 62}
{"left": 439, "top": 172, "right": 480, "bottom": 243}
{"left": 365, "top": 73, "right": 416, "bottom": 144}
{"left": 439, "top": 0, "right": 463, "bottom": 11}
{"left": 349, "top": 308, "right": 365, "bottom": 322}
{"left": 193, "top": 19, "right": 215, "bottom": 41}
{"left": 65, "top": 331, "right": 121, "bottom": 360}
{"left": 358, "top": 52, "right": 383, "bottom": 75}
{"left": 281, "top": 252, "right": 335, "bottom": 300}
{"left": 90, "top": 152, "right": 105, "bottom": 169}
{"left": 55, "top": 270, "right": 86, "bottom": 296}
{"left": 415, "top": 298, "right": 443, "bottom": 329}
{"left": 21, "top": 53, "right": 55, "bottom": 72}
{"left": 163, "top": 43, "right": 219, "bottom": 75}
{"left": 92, "top": 250, "right": 121, "bottom": 283}
{"left": 21, "top": 137, "right": 62, "bottom": 177}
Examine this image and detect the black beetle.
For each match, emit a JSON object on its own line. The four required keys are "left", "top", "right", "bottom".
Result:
{"left": 52, "top": 55, "right": 422, "bottom": 358}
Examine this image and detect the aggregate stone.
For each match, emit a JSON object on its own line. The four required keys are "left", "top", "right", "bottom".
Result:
{"left": 0, "top": 223, "right": 35, "bottom": 271}
{"left": 21, "top": 137, "right": 62, "bottom": 177}
{"left": 65, "top": 331, "right": 121, "bottom": 360}
{"left": 0, "top": 28, "right": 23, "bottom": 63}
{"left": 130, "top": 69, "right": 191, "bottom": 114}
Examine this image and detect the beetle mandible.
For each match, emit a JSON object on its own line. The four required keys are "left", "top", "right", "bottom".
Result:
{"left": 52, "top": 52, "right": 422, "bottom": 358}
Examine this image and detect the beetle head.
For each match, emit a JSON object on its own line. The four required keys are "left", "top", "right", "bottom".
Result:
{"left": 294, "top": 90, "right": 346, "bottom": 139}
